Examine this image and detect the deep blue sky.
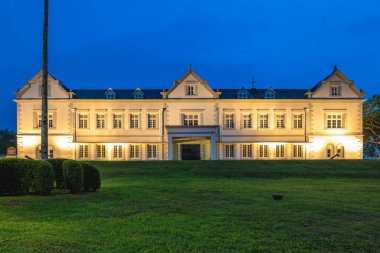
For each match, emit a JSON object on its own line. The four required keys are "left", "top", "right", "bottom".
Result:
{"left": 1, "top": 0, "right": 380, "bottom": 131}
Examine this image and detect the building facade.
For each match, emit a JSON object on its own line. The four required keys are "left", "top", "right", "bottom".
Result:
{"left": 15, "top": 67, "right": 365, "bottom": 160}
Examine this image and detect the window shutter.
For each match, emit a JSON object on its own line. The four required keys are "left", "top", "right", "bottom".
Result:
{"left": 53, "top": 112, "right": 57, "bottom": 128}
{"left": 48, "top": 85, "right": 51, "bottom": 97}
{"left": 38, "top": 85, "right": 42, "bottom": 97}
{"left": 33, "top": 112, "right": 37, "bottom": 129}
{"left": 195, "top": 85, "right": 198, "bottom": 95}
{"left": 343, "top": 113, "right": 347, "bottom": 128}
{"left": 240, "top": 144, "right": 243, "bottom": 159}
{"left": 324, "top": 113, "right": 327, "bottom": 128}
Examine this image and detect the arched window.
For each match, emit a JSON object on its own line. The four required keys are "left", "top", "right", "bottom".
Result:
{"left": 326, "top": 144, "right": 334, "bottom": 158}
{"left": 36, "top": 145, "right": 54, "bottom": 159}
{"left": 336, "top": 144, "right": 344, "bottom": 158}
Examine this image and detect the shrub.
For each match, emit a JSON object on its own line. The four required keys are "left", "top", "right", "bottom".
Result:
{"left": 29, "top": 160, "right": 54, "bottom": 195}
{"left": 62, "top": 160, "right": 83, "bottom": 194}
{"left": 48, "top": 158, "right": 68, "bottom": 188}
{"left": 0, "top": 158, "right": 31, "bottom": 195}
{"left": 82, "top": 163, "right": 101, "bottom": 192}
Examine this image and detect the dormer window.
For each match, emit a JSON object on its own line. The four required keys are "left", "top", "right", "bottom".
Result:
{"left": 237, "top": 87, "right": 249, "bottom": 99}
{"left": 330, "top": 85, "right": 342, "bottom": 96}
{"left": 264, "top": 88, "right": 276, "bottom": 99}
{"left": 133, "top": 88, "right": 144, "bottom": 99}
{"left": 105, "top": 88, "right": 116, "bottom": 99}
{"left": 186, "top": 85, "right": 196, "bottom": 96}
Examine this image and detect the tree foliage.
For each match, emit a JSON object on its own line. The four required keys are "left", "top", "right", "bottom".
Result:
{"left": 0, "top": 129, "right": 16, "bottom": 154}
{"left": 363, "top": 94, "right": 380, "bottom": 157}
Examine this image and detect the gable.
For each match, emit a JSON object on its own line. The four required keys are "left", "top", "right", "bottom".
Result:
{"left": 16, "top": 70, "right": 71, "bottom": 99}
{"left": 308, "top": 68, "right": 365, "bottom": 99}
{"left": 163, "top": 68, "right": 220, "bottom": 99}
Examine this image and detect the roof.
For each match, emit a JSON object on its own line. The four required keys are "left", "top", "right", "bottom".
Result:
{"left": 72, "top": 88, "right": 309, "bottom": 99}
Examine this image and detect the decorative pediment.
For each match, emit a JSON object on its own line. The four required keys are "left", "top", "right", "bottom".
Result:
{"left": 133, "top": 87, "right": 144, "bottom": 99}
{"left": 16, "top": 70, "right": 73, "bottom": 99}
{"left": 105, "top": 88, "right": 116, "bottom": 99}
{"left": 306, "top": 66, "right": 365, "bottom": 98}
{"left": 264, "top": 87, "right": 276, "bottom": 99}
{"left": 161, "top": 66, "right": 221, "bottom": 99}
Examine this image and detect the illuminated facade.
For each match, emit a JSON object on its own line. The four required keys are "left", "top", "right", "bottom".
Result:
{"left": 15, "top": 67, "right": 365, "bottom": 160}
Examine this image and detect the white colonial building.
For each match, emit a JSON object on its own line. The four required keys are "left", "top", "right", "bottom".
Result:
{"left": 15, "top": 66, "right": 365, "bottom": 160}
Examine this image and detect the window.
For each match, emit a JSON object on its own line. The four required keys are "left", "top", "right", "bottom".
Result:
{"left": 183, "top": 114, "right": 199, "bottom": 126}
{"left": 96, "top": 145, "right": 106, "bottom": 159}
{"left": 113, "top": 145, "right": 123, "bottom": 159}
{"left": 293, "top": 144, "right": 303, "bottom": 158}
{"left": 326, "top": 144, "right": 334, "bottom": 158}
{"left": 113, "top": 114, "right": 123, "bottom": 129}
{"left": 275, "top": 145, "right": 285, "bottom": 158}
{"left": 147, "top": 144, "right": 158, "bottom": 159}
{"left": 106, "top": 93, "right": 115, "bottom": 99}
{"left": 242, "top": 114, "right": 252, "bottom": 128}
{"left": 36, "top": 145, "right": 54, "bottom": 159}
{"left": 148, "top": 114, "right": 157, "bottom": 129}
{"left": 79, "top": 114, "right": 88, "bottom": 129}
{"left": 79, "top": 145, "right": 89, "bottom": 159}
{"left": 130, "top": 114, "right": 139, "bottom": 128}
{"left": 134, "top": 92, "right": 143, "bottom": 99}
{"left": 293, "top": 114, "right": 302, "bottom": 129}
{"left": 276, "top": 114, "right": 285, "bottom": 129}
{"left": 327, "top": 114, "right": 343, "bottom": 129}
{"left": 336, "top": 144, "right": 344, "bottom": 158}
{"left": 242, "top": 144, "right": 252, "bottom": 158}
{"left": 225, "top": 114, "right": 235, "bottom": 128}
{"left": 330, "top": 85, "right": 342, "bottom": 96}
{"left": 96, "top": 114, "right": 106, "bottom": 129}
{"left": 225, "top": 144, "right": 234, "bottom": 158}
{"left": 259, "top": 145, "right": 269, "bottom": 158}
{"left": 264, "top": 90, "right": 275, "bottom": 99}
{"left": 186, "top": 85, "right": 196, "bottom": 96}
{"left": 259, "top": 114, "right": 269, "bottom": 128}
{"left": 36, "top": 113, "right": 55, "bottom": 128}
{"left": 130, "top": 144, "right": 140, "bottom": 159}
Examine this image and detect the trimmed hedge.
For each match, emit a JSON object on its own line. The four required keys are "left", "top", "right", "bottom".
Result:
{"left": 48, "top": 158, "right": 68, "bottom": 188}
{"left": 0, "top": 158, "right": 54, "bottom": 195}
{"left": 29, "top": 160, "right": 54, "bottom": 194}
{"left": 62, "top": 160, "right": 83, "bottom": 194}
{"left": 82, "top": 163, "right": 101, "bottom": 192}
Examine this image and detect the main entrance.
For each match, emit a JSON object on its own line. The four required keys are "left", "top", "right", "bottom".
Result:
{"left": 181, "top": 144, "right": 201, "bottom": 160}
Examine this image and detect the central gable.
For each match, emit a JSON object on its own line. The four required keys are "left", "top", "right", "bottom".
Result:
{"left": 16, "top": 70, "right": 73, "bottom": 99}
{"left": 162, "top": 67, "right": 220, "bottom": 99}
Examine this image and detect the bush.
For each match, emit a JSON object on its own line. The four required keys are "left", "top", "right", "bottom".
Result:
{"left": 62, "top": 160, "right": 83, "bottom": 194}
{"left": 0, "top": 158, "right": 31, "bottom": 195}
{"left": 48, "top": 158, "right": 68, "bottom": 188}
{"left": 29, "top": 160, "right": 54, "bottom": 195}
{"left": 82, "top": 163, "right": 101, "bottom": 192}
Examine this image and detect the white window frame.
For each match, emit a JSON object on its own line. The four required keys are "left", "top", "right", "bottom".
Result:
{"left": 326, "top": 114, "right": 343, "bottom": 129}
{"left": 183, "top": 114, "right": 199, "bottom": 126}
{"left": 259, "top": 114, "right": 269, "bottom": 129}
{"left": 147, "top": 144, "right": 158, "bottom": 159}
{"left": 78, "top": 114, "right": 89, "bottom": 129}
{"left": 96, "top": 144, "right": 106, "bottom": 159}
{"left": 130, "top": 144, "right": 141, "bottom": 159}
{"left": 148, "top": 114, "right": 157, "bottom": 129}
{"left": 292, "top": 144, "right": 303, "bottom": 158}
{"left": 185, "top": 85, "right": 196, "bottom": 96}
{"left": 225, "top": 114, "right": 235, "bottom": 129}
{"left": 113, "top": 145, "right": 123, "bottom": 159}
{"left": 330, "top": 85, "right": 342, "bottom": 96}
{"left": 79, "top": 144, "right": 89, "bottom": 159}
{"left": 130, "top": 114, "right": 140, "bottom": 129}
{"left": 259, "top": 145, "right": 269, "bottom": 158}
{"left": 293, "top": 114, "right": 302, "bottom": 129}
{"left": 242, "top": 114, "right": 252, "bottom": 128}
{"left": 113, "top": 114, "right": 123, "bottom": 129}
{"left": 96, "top": 114, "right": 106, "bottom": 129}
{"left": 225, "top": 144, "right": 235, "bottom": 158}
{"left": 242, "top": 144, "right": 252, "bottom": 158}
{"left": 275, "top": 145, "right": 285, "bottom": 158}
{"left": 275, "top": 114, "right": 285, "bottom": 129}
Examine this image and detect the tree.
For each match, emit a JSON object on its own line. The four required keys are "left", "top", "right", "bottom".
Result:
{"left": 363, "top": 94, "right": 380, "bottom": 158}
{"left": 41, "top": 0, "right": 49, "bottom": 160}
{"left": 0, "top": 129, "right": 16, "bottom": 154}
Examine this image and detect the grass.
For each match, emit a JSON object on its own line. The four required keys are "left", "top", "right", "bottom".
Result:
{"left": 0, "top": 160, "right": 380, "bottom": 253}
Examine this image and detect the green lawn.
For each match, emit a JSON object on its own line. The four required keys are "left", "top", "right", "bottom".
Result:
{"left": 1, "top": 160, "right": 380, "bottom": 253}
